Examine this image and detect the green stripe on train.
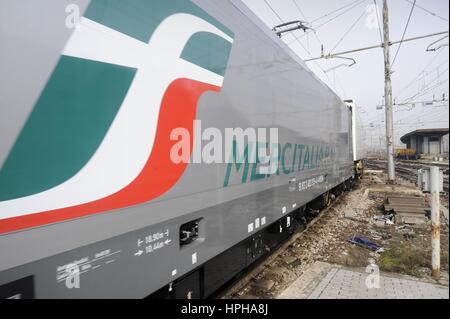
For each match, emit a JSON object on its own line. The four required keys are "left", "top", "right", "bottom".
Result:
{"left": 84, "top": 0, "right": 234, "bottom": 43}
{"left": 0, "top": 56, "right": 136, "bottom": 201}
{"left": 181, "top": 32, "right": 233, "bottom": 76}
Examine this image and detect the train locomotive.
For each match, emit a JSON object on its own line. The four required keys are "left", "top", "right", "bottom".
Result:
{"left": 0, "top": 0, "right": 360, "bottom": 299}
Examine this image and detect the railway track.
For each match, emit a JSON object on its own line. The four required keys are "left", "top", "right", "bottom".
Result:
{"left": 366, "top": 159, "right": 449, "bottom": 193}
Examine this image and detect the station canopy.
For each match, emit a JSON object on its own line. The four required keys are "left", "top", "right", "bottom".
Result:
{"left": 400, "top": 128, "right": 449, "bottom": 144}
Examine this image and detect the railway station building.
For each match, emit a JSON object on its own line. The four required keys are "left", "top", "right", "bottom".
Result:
{"left": 400, "top": 128, "right": 450, "bottom": 157}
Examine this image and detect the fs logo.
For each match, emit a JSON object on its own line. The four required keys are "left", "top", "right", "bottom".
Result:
{"left": 0, "top": 0, "right": 234, "bottom": 233}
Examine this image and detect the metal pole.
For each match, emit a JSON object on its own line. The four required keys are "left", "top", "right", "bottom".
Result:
{"left": 379, "top": 136, "right": 383, "bottom": 157}
{"left": 430, "top": 166, "right": 440, "bottom": 278}
{"left": 371, "top": 135, "right": 374, "bottom": 153}
{"left": 383, "top": 0, "right": 396, "bottom": 183}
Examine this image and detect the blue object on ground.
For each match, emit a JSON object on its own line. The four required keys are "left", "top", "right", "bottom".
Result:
{"left": 348, "top": 236, "right": 381, "bottom": 251}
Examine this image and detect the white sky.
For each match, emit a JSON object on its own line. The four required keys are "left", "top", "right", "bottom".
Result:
{"left": 241, "top": 0, "right": 449, "bottom": 149}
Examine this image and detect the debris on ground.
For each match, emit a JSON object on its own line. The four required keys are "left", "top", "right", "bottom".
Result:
{"left": 348, "top": 236, "right": 381, "bottom": 252}
{"left": 373, "top": 214, "right": 395, "bottom": 226}
{"left": 374, "top": 214, "right": 394, "bottom": 223}
{"left": 385, "top": 195, "right": 429, "bottom": 225}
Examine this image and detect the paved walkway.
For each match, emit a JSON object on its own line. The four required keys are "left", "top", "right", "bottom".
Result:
{"left": 278, "top": 262, "right": 449, "bottom": 299}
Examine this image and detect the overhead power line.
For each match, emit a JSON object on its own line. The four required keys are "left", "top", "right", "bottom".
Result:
{"left": 396, "top": 51, "right": 446, "bottom": 97}
{"left": 290, "top": 0, "right": 349, "bottom": 97}
{"left": 310, "top": 0, "right": 366, "bottom": 24}
{"left": 291, "top": 0, "right": 323, "bottom": 47}
{"left": 405, "top": 0, "right": 449, "bottom": 23}
{"left": 393, "top": 98, "right": 449, "bottom": 107}
{"left": 287, "top": 0, "right": 368, "bottom": 45}
{"left": 330, "top": 8, "right": 367, "bottom": 53}
{"left": 263, "top": 0, "right": 338, "bottom": 94}
{"left": 291, "top": 0, "right": 319, "bottom": 49}
{"left": 373, "top": 0, "right": 384, "bottom": 43}
{"left": 402, "top": 66, "right": 450, "bottom": 100}
{"left": 394, "top": 107, "right": 449, "bottom": 125}
{"left": 287, "top": 0, "right": 366, "bottom": 96}
{"left": 304, "top": 30, "right": 450, "bottom": 62}
{"left": 391, "top": 0, "right": 416, "bottom": 68}
{"left": 427, "top": 35, "right": 450, "bottom": 52}
{"left": 263, "top": 0, "right": 283, "bottom": 21}
{"left": 405, "top": 79, "right": 449, "bottom": 102}
{"left": 291, "top": 0, "right": 308, "bottom": 21}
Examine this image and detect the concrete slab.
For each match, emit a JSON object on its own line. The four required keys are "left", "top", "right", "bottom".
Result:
{"left": 365, "top": 186, "right": 423, "bottom": 197}
{"left": 278, "top": 262, "right": 449, "bottom": 299}
{"left": 395, "top": 213, "right": 428, "bottom": 225}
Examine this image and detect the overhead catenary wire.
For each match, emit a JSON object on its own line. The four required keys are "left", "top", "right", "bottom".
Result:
{"left": 373, "top": 0, "right": 384, "bottom": 43}
{"left": 291, "top": 0, "right": 323, "bottom": 47}
{"left": 241, "top": 0, "right": 447, "bottom": 146}
{"left": 290, "top": 0, "right": 369, "bottom": 97}
{"left": 287, "top": 0, "right": 368, "bottom": 45}
{"left": 394, "top": 107, "right": 449, "bottom": 125}
{"left": 290, "top": 0, "right": 348, "bottom": 97}
{"left": 364, "top": 94, "right": 449, "bottom": 129}
{"left": 407, "top": 65, "right": 449, "bottom": 92}
{"left": 401, "top": 66, "right": 450, "bottom": 101}
{"left": 309, "top": 0, "right": 365, "bottom": 24}
{"left": 402, "top": 77, "right": 449, "bottom": 103}
{"left": 263, "top": 0, "right": 340, "bottom": 95}
{"left": 291, "top": 0, "right": 308, "bottom": 23}
{"left": 291, "top": 0, "right": 322, "bottom": 48}
{"left": 394, "top": 98, "right": 449, "bottom": 108}
{"left": 304, "top": 30, "right": 450, "bottom": 62}
{"left": 260, "top": 0, "right": 447, "bottom": 124}
{"left": 263, "top": 0, "right": 284, "bottom": 22}
{"left": 308, "top": 0, "right": 368, "bottom": 32}
{"left": 404, "top": 79, "right": 449, "bottom": 102}
{"left": 364, "top": 84, "right": 449, "bottom": 126}
{"left": 365, "top": 107, "right": 449, "bottom": 129}
{"left": 395, "top": 51, "right": 446, "bottom": 97}
{"left": 395, "top": 108, "right": 442, "bottom": 123}
{"left": 427, "top": 35, "right": 450, "bottom": 52}
{"left": 330, "top": 8, "right": 367, "bottom": 53}
{"left": 405, "top": 0, "right": 449, "bottom": 23}
{"left": 391, "top": 0, "right": 417, "bottom": 68}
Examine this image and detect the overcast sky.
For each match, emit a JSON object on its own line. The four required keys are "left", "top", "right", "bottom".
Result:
{"left": 241, "top": 0, "right": 449, "bottom": 149}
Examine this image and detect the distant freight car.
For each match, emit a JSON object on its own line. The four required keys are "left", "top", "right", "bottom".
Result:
{"left": 345, "top": 99, "right": 367, "bottom": 176}
{"left": 0, "top": 0, "right": 356, "bottom": 299}
{"left": 396, "top": 149, "right": 419, "bottom": 160}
